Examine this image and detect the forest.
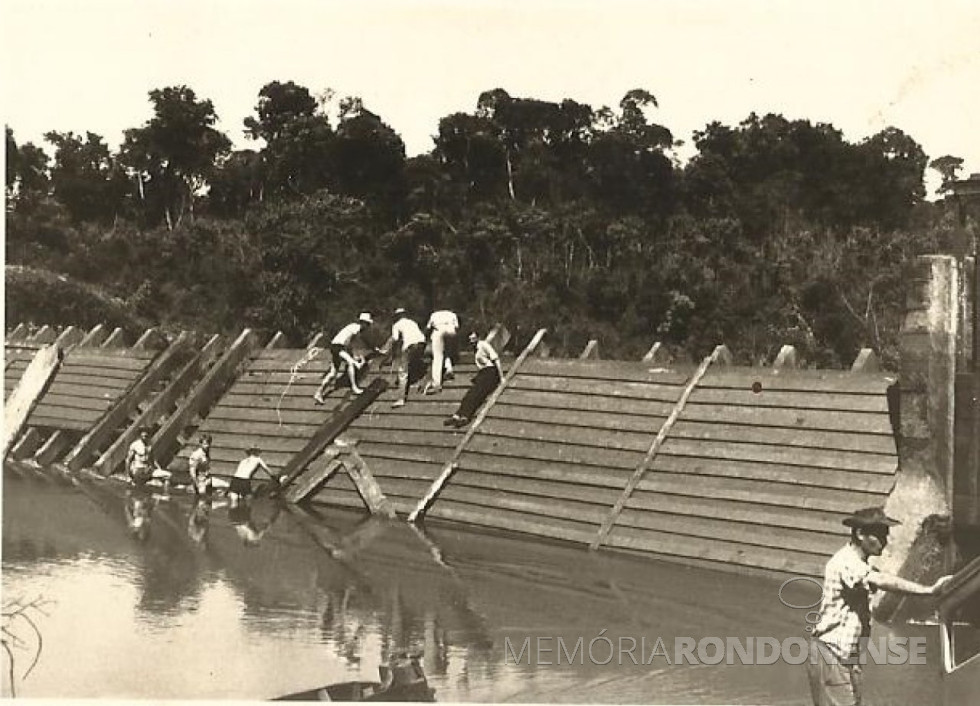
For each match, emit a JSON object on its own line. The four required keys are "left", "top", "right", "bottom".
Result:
{"left": 4, "top": 81, "right": 971, "bottom": 367}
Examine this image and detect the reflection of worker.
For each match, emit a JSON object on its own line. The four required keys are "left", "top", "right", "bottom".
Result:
{"left": 124, "top": 487, "right": 155, "bottom": 542}
{"left": 445, "top": 332, "right": 502, "bottom": 428}
{"left": 806, "top": 507, "right": 953, "bottom": 706}
{"left": 380, "top": 308, "right": 426, "bottom": 408}
{"left": 314, "top": 313, "right": 374, "bottom": 403}
{"left": 426, "top": 309, "right": 459, "bottom": 393}
{"left": 187, "top": 498, "right": 211, "bottom": 546}
{"left": 229, "top": 496, "right": 281, "bottom": 547}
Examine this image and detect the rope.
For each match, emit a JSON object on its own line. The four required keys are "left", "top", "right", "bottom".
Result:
{"left": 276, "top": 346, "right": 322, "bottom": 426}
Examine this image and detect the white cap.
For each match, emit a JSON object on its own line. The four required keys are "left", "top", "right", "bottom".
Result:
{"left": 358, "top": 312, "right": 373, "bottom": 325}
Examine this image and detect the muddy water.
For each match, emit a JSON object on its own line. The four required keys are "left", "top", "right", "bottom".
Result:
{"left": 1, "top": 473, "right": 941, "bottom": 703}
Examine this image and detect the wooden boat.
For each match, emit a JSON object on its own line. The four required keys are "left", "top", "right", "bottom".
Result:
{"left": 274, "top": 653, "right": 435, "bottom": 702}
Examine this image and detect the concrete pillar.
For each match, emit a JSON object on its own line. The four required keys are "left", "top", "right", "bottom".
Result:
{"left": 877, "top": 255, "right": 961, "bottom": 618}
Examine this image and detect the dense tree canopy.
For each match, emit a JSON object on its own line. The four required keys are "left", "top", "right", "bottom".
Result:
{"left": 5, "top": 80, "right": 968, "bottom": 366}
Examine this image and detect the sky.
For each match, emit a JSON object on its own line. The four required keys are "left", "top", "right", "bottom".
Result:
{"left": 2, "top": 0, "right": 980, "bottom": 194}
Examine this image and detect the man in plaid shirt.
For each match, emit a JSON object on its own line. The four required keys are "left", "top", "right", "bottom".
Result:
{"left": 807, "top": 507, "right": 952, "bottom": 705}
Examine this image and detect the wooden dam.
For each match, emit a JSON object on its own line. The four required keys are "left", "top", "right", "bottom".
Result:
{"left": 4, "top": 322, "right": 899, "bottom": 578}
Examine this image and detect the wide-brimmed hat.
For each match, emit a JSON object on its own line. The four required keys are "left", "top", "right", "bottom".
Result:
{"left": 842, "top": 507, "right": 901, "bottom": 529}
{"left": 358, "top": 312, "right": 373, "bottom": 325}
{"left": 393, "top": 307, "right": 406, "bottom": 317}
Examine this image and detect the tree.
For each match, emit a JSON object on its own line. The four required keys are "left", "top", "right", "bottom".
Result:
{"left": 929, "top": 155, "right": 965, "bottom": 194}
{"left": 120, "top": 86, "right": 231, "bottom": 228}
{"left": 44, "top": 131, "right": 127, "bottom": 223}
{"left": 5, "top": 128, "right": 50, "bottom": 209}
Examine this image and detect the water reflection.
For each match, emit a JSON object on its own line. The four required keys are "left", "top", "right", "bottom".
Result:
{"left": 1, "top": 468, "right": 945, "bottom": 703}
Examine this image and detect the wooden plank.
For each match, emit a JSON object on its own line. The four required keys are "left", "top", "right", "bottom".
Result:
{"left": 455, "top": 451, "right": 632, "bottom": 488}
{"left": 92, "top": 334, "right": 227, "bottom": 476}
{"left": 681, "top": 403, "right": 894, "bottom": 434}
{"left": 69, "top": 348, "right": 159, "bottom": 361}
{"left": 425, "top": 500, "right": 597, "bottom": 544}
{"left": 688, "top": 387, "right": 889, "bottom": 412}
{"left": 614, "top": 508, "right": 840, "bottom": 556}
{"left": 2, "top": 345, "right": 60, "bottom": 459}
{"left": 668, "top": 420, "right": 896, "bottom": 455}
{"left": 648, "top": 455, "right": 896, "bottom": 494}
{"left": 284, "top": 449, "right": 342, "bottom": 503}
{"left": 24, "top": 393, "right": 113, "bottom": 412}
{"left": 631, "top": 472, "right": 887, "bottom": 514}
{"left": 447, "top": 469, "right": 625, "bottom": 506}
{"left": 465, "top": 434, "right": 644, "bottom": 469}
{"left": 27, "top": 407, "right": 103, "bottom": 424}
{"left": 478, "top": 417, "right": 655, "bottom": 452}
{"left": 699, "top": 368, "right": 894, "bottom": 394}
{"left": 346, "top": 427, "right": 462, "bottom": 449}
{"left": 56, "top": 363, "right": 143, "bottom": 381}
{"left": 659, "top": 438, "right": 896, "bottom": 474}
{"left": 206, "top": 406, "right": 345, "bottom": 426}
{"left": 33, "top": 382, "right": 127, "bottom": 401}
{"left": 201, "top": 434, "right": 310, "bottom": 454}
{"left": 520, "top": 357, "right": 691, "bottom": 384}
{"left": 199, "top": 418, "right": 324, "bottom": 437}
{"left": 488, "top": 402, "right": 668, "bottom": 433}
{"left": 592, "top": 344, "right": 728, "bottom": 550}
{"left": 604, "top": 525, "right": 826, "bottom": 577}
{"left": 62, "top": 332, "right": 194, "bottom": 471}
{"left": 214, "top": 393, "right": 352, "bottom": 414}
{"left": 41, "top": 372, "right": 135, "bottom": 388}
{"left": 150, "top": 329, "right": 259, "bottom": 467}
{"left": 409, "top": 328, "right": 548, "bottom": 522}
{"left": 279, "top": 378, "right": 389, "bottom": 488}
{"left": 621, "top": 492, "right": 847, "bottom": 535}
{"left": 498, "top": 389, "right": 677, "bottom": 417}
{"left": 344, "top": 450, "right": 397, "bottom": 517}
{"left": 511, "top": 374, "right": 688, "bottom": 402}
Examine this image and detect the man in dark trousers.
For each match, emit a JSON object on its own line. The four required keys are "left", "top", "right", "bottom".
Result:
{"left": 806, "top": 507, "right": 951, "bottom": 706}
{"left": 444, "top": 331, "right": 503, "bottom": 428}
{"left": 379, "top": 307, "right": 427, "bottom": 408}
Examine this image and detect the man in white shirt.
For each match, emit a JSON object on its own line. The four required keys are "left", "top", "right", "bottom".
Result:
{"left": 380, "top": 307, "right": 426, "bottom": 408}
{"left": 445, "top": 331, "right": 503, "bottom": 427}
{"left": 314, "top": 312, "right": 373, "bottom": 403}
{"left": 426, "top": 309, "right": 459, "bottom": 393}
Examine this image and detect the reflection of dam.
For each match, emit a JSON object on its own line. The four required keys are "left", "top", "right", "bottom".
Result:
{"left": 5, "top": 321, "right": 902, "bottom": 576}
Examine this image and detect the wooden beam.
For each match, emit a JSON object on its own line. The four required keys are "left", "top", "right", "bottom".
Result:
{"left": 306, "top": 332, "right": 325, "bottom": 349}
{"left": 283, "top": 448, "right": 344, "bottom": 504}
{"left": 345, "top": 447, "right": 396, "bottom": 518}
{"left": 133, "top": 328, "right": 167, "bottom": 350}
{"left": 409, "top": 328, "right": 548, "bottom": 523}
{"left": 61, "top": 332, "right": 193, "bottom": 472}
{"left": 29, "top": 325, "right": 57, "bottom": 344}
{"left": 33, "top": 429, "right": 77, "bottom": 467}
{"left": 91, "top": 334, "right": 225, "bottom": 475}
{"left": 579, "top": 339, "right": 600, "bottom": 360}
{"left": 2, "top": 345, "right": 61, "bottom": 459}
{"left": 149, "top": 329, "right": 258, "bottom": 467}
{"left": 101, "top": 328, "right": 126, "bottom": 347}
{"left": 9, "top": 428, "right": 43, "bottom": 459}
{"left": 265, "top": 331, "right": 288, "bottom": 349}
{"left": 78, "top": 324, "right": 108, "bottom": 348}
{"left": 279, "top": 377, "right": 389, "bottom": 488}
{"left": 590, "top": 343, "right": 730, "bottom": 550}
{"left": 54, "top": 326, "right": 84, "bottom": 348}
{"left": 641, "top": 341, "right": 663, "bottom": 364}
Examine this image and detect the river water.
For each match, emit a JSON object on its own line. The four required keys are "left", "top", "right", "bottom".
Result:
{"left": 1, "top": 471, "right": 942, "bottom": 703}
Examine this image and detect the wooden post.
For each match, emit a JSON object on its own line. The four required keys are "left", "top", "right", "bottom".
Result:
{"left": 7, "top": 323, "right": 30, "bottom": 342}
{"left": 579, "top": 339, "right": 600, "bottom": 360}
{"left": 78, "top": 324, "right": 108, "bottom": 348}
{"left": 409, "top": 328, "right": 548, "bottom": 523}
{"left": 101, "top": 328, "right": 126, "bottom": 347}
{"left": 590, "top": 343, "right": 731, "bottom": 550}
{"left": 283, "top": 447, "right": 344, "bottom": 504}
{"left": 92, "top": 334, "right": 225, "bottom": 475}
{"left": 641, "top": 341, "right": 662, "bottom": 363}
{"left": 61, "top": 332, "right": 193, "bottom": 472}
{"left": 2, "top": 344, "right": 60, "bottom": 459}
{"left": 150, "top": 329, "right": 258, "bottom": 468}
{"left": 133, "top": 328, "right": 167, "bottom": 350}
{"left": 345, "top": 447, "right": 396, "bottom": 518}
{"left": 265, "top": 331, "right": 288, "bottom": 349}
{"left": 29, "top": 325, "right": 57, "bottom": 344}
{"left": 54, "top": 326, "right": 84, "bottom": 348}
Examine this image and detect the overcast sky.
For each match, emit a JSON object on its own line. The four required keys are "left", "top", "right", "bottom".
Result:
{"left": 3, "top": 0, "right": 979, "bottom": 192}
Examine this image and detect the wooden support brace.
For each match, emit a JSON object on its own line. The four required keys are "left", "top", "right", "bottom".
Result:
{"left": 279, "top": 377, "right": 389, "bottom": 489}
{"left": 345, "top": 448, "right": 396, "bottom": 518}
{"left": 283, "top": 448, "right": 343, "bottom": 504}
{"left": 78, "top": 324, "right": 108, "bottom": 347}
{"left": 590, "top": 343, "right": 730, "bottom": 551}
{"left": 7, "top": 323, "right": 30, "bottom": 342}
{"left": 150, "top": 328, "right": 259, "bottom": 468}
{"left": 641, "top": 341, "right": 663, "bottom": 364}
{"left": 265, "top": 331, "right": 288, "bottom": 349}
{"left": 579, "top": 339, "right": 600, "bottom": 360}
{"left": 306, "top": 332, "right": 325, "bottom": 350}
{"left": 9, "top": 428, "right": 43, "bottom": 460}
{"left": 409, "top": 328, "right": 548, "bottom": 523}
{"left": 851, "top": 348, "right": 880, "bottom": 373}
{"left": 54, "top": 326, "right": 84, "bottom": 348}
{"left": 773, "top": 344, "right": 799, "bottom": 369}
{"left": 62, "top": 332, "right": 193, "bottom": 472}
{"left": 101, "top": 328, "right": 126, "bottom": 347}
{"left": 33, "top": 430, "right": 77, "bottom": 467}
{"left": 29, "top": 325, "right": 57, "bottom": 344}
{"left": 92, "top": 334, "right": 226, "bottom": 475}
{"left": 2, "top": 344, "right": 61, "bottom": 460}
{"left": 133, "top": 327, "right": 168, "bottom": 350}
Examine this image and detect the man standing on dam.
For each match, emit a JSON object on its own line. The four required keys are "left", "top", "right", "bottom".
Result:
{"left": 426, "top": 308, "right": 460, "bottom": 393}
{"left": 806, "top": 507, "right": 952, "bottom": 706}
{"left": 379, "top": 307, "right": 427, "bottom": 408}
{"left": 313, "top": 312, "right": 374, "bottom": 403}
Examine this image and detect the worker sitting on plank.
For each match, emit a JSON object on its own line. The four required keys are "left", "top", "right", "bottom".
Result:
{"left": 444, "top": 331, "right": 503, "bottom": 428}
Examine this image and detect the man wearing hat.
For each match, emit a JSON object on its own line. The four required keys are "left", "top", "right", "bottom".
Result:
{"left": 806, "top": 507, "right": 952, "bottom": 705}
{"left": 378, "top": 307, "right": 427, "bottom": 408}
{"left": 314, "top": 312, "right": 374, "bottom": 403}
